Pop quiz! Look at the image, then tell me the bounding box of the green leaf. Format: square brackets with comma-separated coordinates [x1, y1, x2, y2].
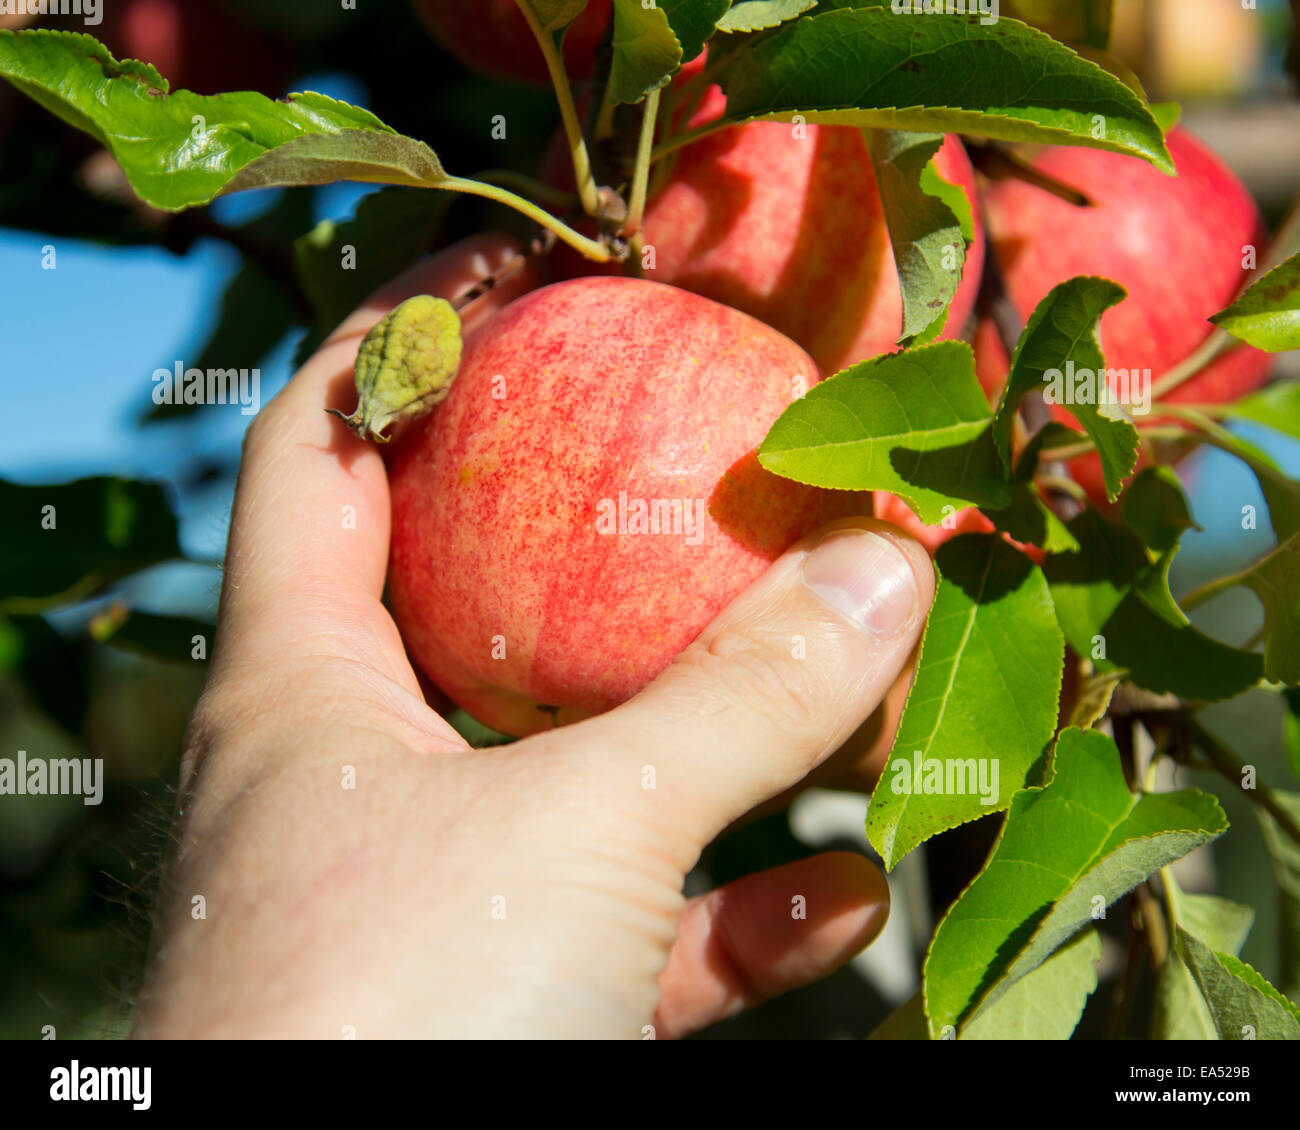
[293, 187, 450, 365]
[959, 927, 1102, 1040]
[1044, 510, 1264, 700]
[1287, 690, 1300, 780]
[444, 707, 516, 749]
[659, 0, 732, 60]
[999, 0, 1114, 49]
[924, 728, 1228, 1038]
[1228, 382, 1300, 444]
[1123, 466, 1200, 556]
[757, 342, 1011, 525]
[869, 130, 967, 345]
[609, 0, 682, 103]
[717, 0, 819, 35]
[982, 483, 1080, 553]
[0, 30, 454, 211]
[866, 534, 1063, 869]
[0, 614, 92, 736]
[518, 0, 591, 32]
[1236, 534, 1300, 685]
[1154, 872, 1255, 1039]
[713, 8, 1173, 173]
[1175, 928, 1300, 1039]
[992, 276, 1138, 501]
[867, 993, 929, 1040]
[1210, 253, 1300, 353]
[1257, 791, 1300, 1005]
[1150, 101, 1182, 133]
[90, 608, 213, 664]
[0, 478, 181, 613]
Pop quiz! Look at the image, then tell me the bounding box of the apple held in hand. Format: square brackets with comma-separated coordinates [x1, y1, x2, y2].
[410, 0, 611, 85]
[387, 277, 868, 736]
[975, 127, 1273, 499]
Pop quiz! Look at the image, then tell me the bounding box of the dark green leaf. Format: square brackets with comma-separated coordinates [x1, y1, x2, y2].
[0, 31, 451, 210]
[713, 8, 1173, 172]
[1155, 873, 1255, 1039]
[924, 727, 1228, 1037]
[1044, 510, 1264, 700]
[1210, 253, 1300, 353]
[1123, 466, 1200, 555]
[982, 483, 1080, 553]
[869, 130, 967, 345]
[1175, 928, 1300, 1039]
[1258, 790, 1300, 1005]
[660, 0, 732, 60]
[992, 276, 1137, 501]
[293, 187, 450, 365]
[999, 0, 1114, 49]
[90, 607, 213, 664]
[0, 478, 180, 612]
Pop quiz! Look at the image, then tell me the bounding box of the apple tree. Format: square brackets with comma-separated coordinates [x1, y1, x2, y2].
[1, 1, 1299, 1040]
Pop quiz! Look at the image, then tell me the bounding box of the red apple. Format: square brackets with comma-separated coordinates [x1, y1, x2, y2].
[975, 127, 1273, 500]
[93, 0, 292, 96]
[548, 78, 985, 378]
[410, 0, 611, 86]
[386, 277, 869, 736]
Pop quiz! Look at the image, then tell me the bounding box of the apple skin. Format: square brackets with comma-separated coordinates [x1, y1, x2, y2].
[386, 277, 869, 736]
[94, 0, 292, 96]
[975, 127, 1273, 500]
[549, 82, 984, 378]
[410, 0, 611, 85]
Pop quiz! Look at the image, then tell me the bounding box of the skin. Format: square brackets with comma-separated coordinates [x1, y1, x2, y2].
[387, 277, 871, 736]
[132, 233, 936, 1039]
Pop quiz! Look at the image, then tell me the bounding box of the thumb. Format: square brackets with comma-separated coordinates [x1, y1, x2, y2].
[566, 518, 935, 847]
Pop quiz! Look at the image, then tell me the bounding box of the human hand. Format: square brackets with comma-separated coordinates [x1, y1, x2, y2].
[133, 234, 935, 1039]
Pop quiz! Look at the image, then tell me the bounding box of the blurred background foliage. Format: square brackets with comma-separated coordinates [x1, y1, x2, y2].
[0, 0, 1297, 1040]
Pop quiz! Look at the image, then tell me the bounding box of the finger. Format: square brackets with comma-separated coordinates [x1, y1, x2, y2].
[216, 234, 538, 683]
[653, 852, 889, 1039]
[567, 518, 934, 848]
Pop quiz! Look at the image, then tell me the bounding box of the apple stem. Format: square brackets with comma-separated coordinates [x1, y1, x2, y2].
[621, 88, 661, 239]
[513, 0, 603, 219]
[1149, 330, 1237, 399]
[472, 169, 579, 210]
[438, 176, 612, 261]
[1183, 716, 1300, 849]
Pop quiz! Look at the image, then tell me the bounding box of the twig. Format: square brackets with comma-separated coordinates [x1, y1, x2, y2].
[1186, 716, 1300, 848]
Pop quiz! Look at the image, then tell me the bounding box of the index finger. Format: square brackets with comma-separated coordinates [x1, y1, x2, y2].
[214, 233, 539, 685]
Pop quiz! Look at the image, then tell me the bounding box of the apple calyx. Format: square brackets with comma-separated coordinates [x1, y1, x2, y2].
[329, 294, 464, 443]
